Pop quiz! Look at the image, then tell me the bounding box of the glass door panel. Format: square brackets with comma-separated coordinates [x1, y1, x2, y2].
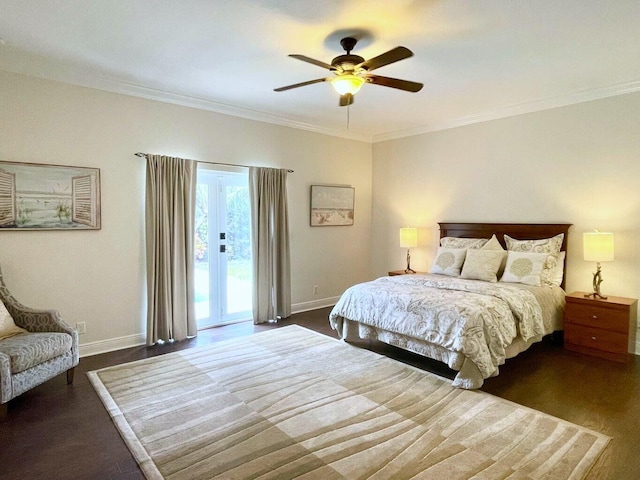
[195, 169, 252, 328]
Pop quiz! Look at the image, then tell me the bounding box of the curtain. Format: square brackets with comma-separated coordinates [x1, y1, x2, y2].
[249, 167, 291, 324]
[145, 154, 197, 345]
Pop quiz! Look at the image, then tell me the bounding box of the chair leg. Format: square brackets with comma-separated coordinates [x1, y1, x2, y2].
[0, 402, 7, 421]
[66, 367, 75, 385]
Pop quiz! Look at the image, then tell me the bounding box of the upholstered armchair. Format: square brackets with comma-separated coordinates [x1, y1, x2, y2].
[0, 266, 79, 418]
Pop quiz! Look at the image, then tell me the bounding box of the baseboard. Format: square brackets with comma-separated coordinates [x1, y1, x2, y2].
[79, 297, 340, 358]
[79, 333, 146, 358]
[291, 296, 340, 314]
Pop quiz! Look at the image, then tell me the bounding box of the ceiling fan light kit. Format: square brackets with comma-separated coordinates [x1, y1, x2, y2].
[331, 74, 365, 95]
[275, 37, 423, 106]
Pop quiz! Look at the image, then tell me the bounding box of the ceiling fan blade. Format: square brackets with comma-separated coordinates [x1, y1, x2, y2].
[274, 78, 328, 92]
[357, 46, 413, 72]
[366, 74, 423, 92]
[339, 93, 354, 107]
[289, 54, 335, 70]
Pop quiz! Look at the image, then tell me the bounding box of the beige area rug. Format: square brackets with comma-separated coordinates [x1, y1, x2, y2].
[88, 325, 609, 480]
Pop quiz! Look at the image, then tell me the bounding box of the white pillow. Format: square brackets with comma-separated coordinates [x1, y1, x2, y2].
[504, 233, 564, 286]
[440, 237, 488, 249]
[548, 251, 566, 286]
[500, 251, 548, 286]
[460, 249, 506, 282]
[0, 300, 28, 340]
[504, 233, 563, 254]
[430, 247, 467, 276]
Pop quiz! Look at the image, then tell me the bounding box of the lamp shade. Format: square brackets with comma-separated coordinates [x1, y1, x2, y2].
[399, 227, 418, 248]
[583, 231, 614, 262]
[331, 74, 365, 95]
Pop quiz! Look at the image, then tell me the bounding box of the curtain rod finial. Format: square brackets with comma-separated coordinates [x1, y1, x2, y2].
[135, 152, 147, 158]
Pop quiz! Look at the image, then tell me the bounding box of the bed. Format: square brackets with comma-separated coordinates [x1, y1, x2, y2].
[329, 222, 572, 389]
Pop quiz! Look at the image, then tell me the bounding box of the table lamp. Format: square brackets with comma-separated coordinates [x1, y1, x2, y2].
[399, 227, 418, 273]
[583, 230, 614, 299]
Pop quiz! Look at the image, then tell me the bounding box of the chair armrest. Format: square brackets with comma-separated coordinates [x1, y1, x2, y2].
[0, 267, 79, 366]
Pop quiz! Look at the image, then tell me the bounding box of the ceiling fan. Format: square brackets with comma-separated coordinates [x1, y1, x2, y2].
[274, 37, 423, 106]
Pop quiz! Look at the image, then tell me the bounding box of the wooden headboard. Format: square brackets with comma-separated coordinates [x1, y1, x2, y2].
[438, 222, 572, 288]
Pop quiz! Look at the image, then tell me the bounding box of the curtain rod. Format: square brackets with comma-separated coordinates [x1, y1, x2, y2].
[135, 152, 294, 173]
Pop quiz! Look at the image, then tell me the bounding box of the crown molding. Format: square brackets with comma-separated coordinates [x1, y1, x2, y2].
[0, 64, 373, 143]
[2, 62, 638, 145]
[372, 79, 640, 143]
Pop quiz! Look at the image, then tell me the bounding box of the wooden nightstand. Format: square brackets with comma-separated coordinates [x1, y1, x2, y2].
[388, 270, 426, 276]
[564, 291, 638, 363]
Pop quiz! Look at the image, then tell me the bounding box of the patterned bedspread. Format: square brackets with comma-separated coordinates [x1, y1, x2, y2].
[329, 274, 550, 386]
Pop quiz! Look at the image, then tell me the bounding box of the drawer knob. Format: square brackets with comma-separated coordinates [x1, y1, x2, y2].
[592, 336, 597, 341]
[592, 315, 598, 319]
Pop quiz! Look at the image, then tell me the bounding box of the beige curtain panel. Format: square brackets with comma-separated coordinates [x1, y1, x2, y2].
[249, 167, 292, 324]
[145, 154, 197, 345]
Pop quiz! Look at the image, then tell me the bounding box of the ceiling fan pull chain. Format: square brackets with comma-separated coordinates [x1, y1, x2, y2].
[347, 104, 350, 130]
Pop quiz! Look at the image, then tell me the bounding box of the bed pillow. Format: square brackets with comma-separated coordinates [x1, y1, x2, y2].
[504, 233, 563, 254]
[504, 233, 564, 286]
[460, 249, 506, 282]
[440, 237, 488, 249]
[548, 251, 566, 286]
[0, 300, 28, 340]
[430, 247, 467, 276]
[500, 251, 548, 286]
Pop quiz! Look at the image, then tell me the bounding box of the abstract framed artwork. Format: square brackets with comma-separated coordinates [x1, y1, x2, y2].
[310, 185, 354, 226]
[0, 160, 101, 230]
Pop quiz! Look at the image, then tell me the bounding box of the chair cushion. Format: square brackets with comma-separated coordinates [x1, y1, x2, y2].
[0, 332, 73, 374]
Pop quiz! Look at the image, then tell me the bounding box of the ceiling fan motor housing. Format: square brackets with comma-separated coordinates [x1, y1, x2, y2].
[331, 54, 365, 72]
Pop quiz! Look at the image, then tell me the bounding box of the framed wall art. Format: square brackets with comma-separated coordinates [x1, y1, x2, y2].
[0, 160, 101, 230]
[310, 185, 354, 226]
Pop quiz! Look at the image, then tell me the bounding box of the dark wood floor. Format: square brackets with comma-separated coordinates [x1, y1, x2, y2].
[2, 307, 638, 480]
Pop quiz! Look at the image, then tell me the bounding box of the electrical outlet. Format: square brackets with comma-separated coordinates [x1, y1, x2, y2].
[76, 322, 86, 335]
[313, 285, 318, 294]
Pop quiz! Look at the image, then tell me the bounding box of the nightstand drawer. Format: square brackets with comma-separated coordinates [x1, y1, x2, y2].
[564, 323, 628, 354]
[564, 302, 629, 333]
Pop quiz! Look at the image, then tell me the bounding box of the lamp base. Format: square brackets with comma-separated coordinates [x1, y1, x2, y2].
[585, 263, 607, 300]
[404, 249, 415, 274]
[584, 292, 608, 300]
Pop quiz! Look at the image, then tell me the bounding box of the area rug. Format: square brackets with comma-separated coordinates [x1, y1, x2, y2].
[88, 325, 609, 480]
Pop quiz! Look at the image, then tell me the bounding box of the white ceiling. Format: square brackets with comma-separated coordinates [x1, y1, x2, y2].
[1, 1, 639, 142]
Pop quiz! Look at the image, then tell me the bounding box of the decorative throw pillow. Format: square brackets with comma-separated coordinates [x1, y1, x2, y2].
[480, 234, 504, 251]
[500, 251, 548, 286]
[0, 300, 28, 340]
[440, 237, 488, 249]
[504, 234, 564, 286]
[481, 234, 507, 275]
[430, 247, 467, 276]
[460, 249, 506, 282]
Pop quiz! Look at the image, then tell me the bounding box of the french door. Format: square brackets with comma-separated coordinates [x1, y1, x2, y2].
[195, 168, 252, 328]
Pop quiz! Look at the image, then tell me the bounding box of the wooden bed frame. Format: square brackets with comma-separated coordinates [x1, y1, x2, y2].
[438, 222, 572, 289]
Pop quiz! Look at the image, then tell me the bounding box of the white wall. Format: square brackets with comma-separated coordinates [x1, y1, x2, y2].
[372, 92, 640, 351]
[0, 70, 373, 354]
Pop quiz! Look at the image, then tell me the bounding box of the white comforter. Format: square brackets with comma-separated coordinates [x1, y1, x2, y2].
[330, 274, 553, 388]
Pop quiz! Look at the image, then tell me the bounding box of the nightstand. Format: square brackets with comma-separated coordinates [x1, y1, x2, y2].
[388, 270, 425, 276]
[564, 291, 638, 363]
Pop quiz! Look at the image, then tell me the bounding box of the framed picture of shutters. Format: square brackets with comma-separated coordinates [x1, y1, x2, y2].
[0, 160, 101, 230]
